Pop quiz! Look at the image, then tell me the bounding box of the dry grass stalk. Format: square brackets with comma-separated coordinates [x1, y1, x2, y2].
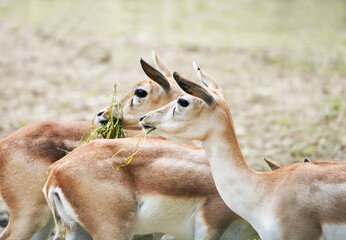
[80, 82, 125, 145]
[111, 127, 155, 172]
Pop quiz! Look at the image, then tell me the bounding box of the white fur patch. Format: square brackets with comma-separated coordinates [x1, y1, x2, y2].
[193, 210, 209, 239]
[133, 195, 205, 240]
[48, 187, 79, 225]
[321, 224, 346, 240]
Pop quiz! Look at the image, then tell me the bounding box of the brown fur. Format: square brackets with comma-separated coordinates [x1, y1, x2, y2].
[120, 79, 181, 130]
[142, 69, 346, 240]
[0, 122, 164, 239]
[0, 121, 93, 240]
[0, 53, 185, 239]
[45, 138, 257, 239]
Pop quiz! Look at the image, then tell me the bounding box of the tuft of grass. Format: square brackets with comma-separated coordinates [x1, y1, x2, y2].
[80, 83, 125, 144]
[332, 96, 340, 111]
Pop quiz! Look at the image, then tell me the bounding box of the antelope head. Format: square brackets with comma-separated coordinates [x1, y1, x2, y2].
[140, 62, 231, 142]
[97, 51, 182, 130]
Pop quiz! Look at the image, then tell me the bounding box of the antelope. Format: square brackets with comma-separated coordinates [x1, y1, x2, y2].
[96, 51, 181, 129]
[0, 121, 93, 240]
[0, 52, 186, 240]
[140, 63, 346, 240]
[44, 137, 259, 240]
[42, 58, 288, 240]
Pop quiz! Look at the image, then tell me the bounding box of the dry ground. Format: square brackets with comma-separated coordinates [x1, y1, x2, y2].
[0, 0, 345, 238]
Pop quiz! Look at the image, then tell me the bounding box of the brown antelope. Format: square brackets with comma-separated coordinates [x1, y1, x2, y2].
[0, 52, 187, 240]
[44, 137, 259, 240]
[96, 51, 181, 129]
[42, 58, 286, 240]
[0, 121, 93, 240]
[140, 63, 346, 240]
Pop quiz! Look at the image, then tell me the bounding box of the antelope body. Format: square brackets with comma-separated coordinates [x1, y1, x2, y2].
[0, 121, 92, 240]
[140, 63, 346, 240]
[44, 138, 258, 240]
[0, 52, 186, 240]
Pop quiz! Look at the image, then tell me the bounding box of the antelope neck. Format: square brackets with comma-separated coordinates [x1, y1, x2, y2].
[201, 118, 266, 221]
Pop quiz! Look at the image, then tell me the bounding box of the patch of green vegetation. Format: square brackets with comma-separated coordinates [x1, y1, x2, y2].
[260, 53, 318, 74]
[258, 111, 270, 118]
[19, 122, 27, 127]
[279, 117, 288, 134]
[67, 79, 78, 87]
[85, 89, 98, 98]
[290, 143, 318, 159]
[246, 131, 255, 138]
[250, 93, 274, 105]
[195, 1, 206, 11]
[323, 95, 343, 121]
[279, 117, 287, 126]
[172, 21, 183, 31]
[332, 96, 340, 111]
[59, 100, 71, 109]
[49, 79, 60, 86]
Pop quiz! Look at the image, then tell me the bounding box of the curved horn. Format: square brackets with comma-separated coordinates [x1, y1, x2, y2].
[140, 58, 170, 92]
[173, 72, 215, 106]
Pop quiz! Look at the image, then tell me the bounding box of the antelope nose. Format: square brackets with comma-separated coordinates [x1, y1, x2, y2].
[97, 110, 105, 117]
[140, 115, 146, 122]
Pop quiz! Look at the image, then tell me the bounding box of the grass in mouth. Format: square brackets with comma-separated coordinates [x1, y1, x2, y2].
[80, 82, 125, 144]
[78, 82, 156, 172]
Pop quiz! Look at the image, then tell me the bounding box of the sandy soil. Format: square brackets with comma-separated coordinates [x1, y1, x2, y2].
[0, 0, 345, 239]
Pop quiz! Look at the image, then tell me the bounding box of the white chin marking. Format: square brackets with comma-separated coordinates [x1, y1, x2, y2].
[96, 115, 107, 123]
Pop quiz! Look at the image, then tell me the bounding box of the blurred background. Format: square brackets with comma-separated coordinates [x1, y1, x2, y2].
[0, 0, 345, 169]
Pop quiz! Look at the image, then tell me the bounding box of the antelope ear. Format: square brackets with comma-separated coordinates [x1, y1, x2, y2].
[263, 157, 281, 171]
[152, 51, 172, 78]
[173, 72, 215, 106]
[304, 158, 311, 162]
[140, 58, 170, 92]
[192, 62, 221, 90]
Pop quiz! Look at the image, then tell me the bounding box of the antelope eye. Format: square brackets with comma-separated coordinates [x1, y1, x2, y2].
[178, 98, 189, 107]
[134, 89, 148, 98]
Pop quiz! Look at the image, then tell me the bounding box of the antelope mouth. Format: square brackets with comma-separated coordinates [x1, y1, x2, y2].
[143, 125, 154, 131]
[99, 120, 109, 125]
[140, 122, 156, 132]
